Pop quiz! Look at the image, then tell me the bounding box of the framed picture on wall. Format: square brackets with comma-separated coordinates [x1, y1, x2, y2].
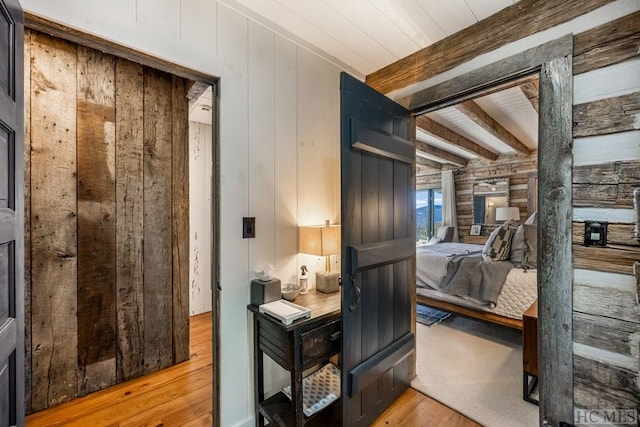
[470, 224, 482, 236]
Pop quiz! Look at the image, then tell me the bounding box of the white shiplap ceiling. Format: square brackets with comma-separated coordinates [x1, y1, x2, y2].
[220, 0, 520, 77]
[191, 0, 536, 168]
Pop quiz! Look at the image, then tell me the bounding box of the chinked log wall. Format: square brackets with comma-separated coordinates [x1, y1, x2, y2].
[417, 155, 537, 240]
[372, 1, 640, 418]
[24, 29, 190, 413]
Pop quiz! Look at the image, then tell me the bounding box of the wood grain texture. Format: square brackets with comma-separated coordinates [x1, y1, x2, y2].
[573, 11, 640, 75]
[520, 79, 539, 112]
[371, 387, 481, 427]
[29, 31, 78, 411]
[172, 75, 190, 364]
[574, 278, 639, 323]
[115, 58, 145, 383]
[573, 244, 640, 275]
[143, 67, 174, 373]
[398, 35, 573, 113]
[416, 115, 497, 161]
[26, 313, 213, 427]
[537, 53, 574, 425]
[573, 311, 639, 358]
[365, 0, 613, 94]
[26, 314, 469, 427]
[76, 45, 117, 396]
[23, 27, 32, 414]
[573, 92, 640, 138]
[574, 355, 640, 410]
[573, 161, 640, 207]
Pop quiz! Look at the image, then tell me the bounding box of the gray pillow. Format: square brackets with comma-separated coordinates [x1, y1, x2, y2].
[523, 224, 537, 268]
[483, 223, 515, 262]
[510, 224, 526, 264]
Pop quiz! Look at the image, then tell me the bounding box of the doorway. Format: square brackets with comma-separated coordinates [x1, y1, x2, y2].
[413, 78, 540, 426]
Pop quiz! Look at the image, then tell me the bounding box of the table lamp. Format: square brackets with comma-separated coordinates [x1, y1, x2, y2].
[298, 220, 341, 293]
[496, 206, 520, 222]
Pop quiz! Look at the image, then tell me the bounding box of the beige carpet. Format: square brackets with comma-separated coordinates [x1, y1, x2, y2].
[412, 315, 538, 427]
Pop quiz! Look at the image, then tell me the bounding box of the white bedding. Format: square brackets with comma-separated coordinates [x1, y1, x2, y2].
[416, 242, 538, 319]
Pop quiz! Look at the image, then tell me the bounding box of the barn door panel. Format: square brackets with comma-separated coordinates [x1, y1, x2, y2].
[340, 72, 415, 426]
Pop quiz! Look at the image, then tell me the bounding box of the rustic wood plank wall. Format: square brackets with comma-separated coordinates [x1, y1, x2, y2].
[24, 29, 191, 412]
[570, 10, 640, 412]
[417, 154, 537, 239]
[374, 2, 640, 420]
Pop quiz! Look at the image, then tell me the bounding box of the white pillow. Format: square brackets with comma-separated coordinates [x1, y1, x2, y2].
[426, 236, 442, 245]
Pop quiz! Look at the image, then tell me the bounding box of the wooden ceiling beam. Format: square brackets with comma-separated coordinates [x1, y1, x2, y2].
[365, 0, 614, 94]
[414, 139, 468, 167]
[455, 101, 532, 155]
[416, 115, 498, 161]
[415, 156, 442, 169]
[520, 79, 539, 112]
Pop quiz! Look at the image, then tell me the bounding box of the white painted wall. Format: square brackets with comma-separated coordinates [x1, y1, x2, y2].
[21, 1, 342, 425]
[189, 121, 213, 315]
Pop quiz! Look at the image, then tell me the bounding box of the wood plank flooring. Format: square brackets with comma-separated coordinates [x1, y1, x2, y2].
[26, 312, 479, 427]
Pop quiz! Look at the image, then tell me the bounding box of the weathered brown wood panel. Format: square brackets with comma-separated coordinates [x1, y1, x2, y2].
[573, 92, 640, 138]
[573, 11, 640, 75]
[573, 161, 640, 207]
[115, 58, 145, 382]
[574, 355, 640, 410]
[171, 75, 190, 364]
[25, 30, 192, 411]
[23, 27, 32, 414]
[143, 68, 174, 373]
[365, 0, 615, 93]
[30, 32, 78, 411]
[574, 280, 639, 324]
[573, 245, 640, 275]
[573, 312, 639, 358]
[76, 45, 117, 396]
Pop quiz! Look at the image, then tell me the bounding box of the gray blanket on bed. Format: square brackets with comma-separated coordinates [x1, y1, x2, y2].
[439, 254, 514, 307]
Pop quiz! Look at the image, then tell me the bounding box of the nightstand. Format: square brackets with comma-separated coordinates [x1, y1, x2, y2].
[248, 290, 341, 426]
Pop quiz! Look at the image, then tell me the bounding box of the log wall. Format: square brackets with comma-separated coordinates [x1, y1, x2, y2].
[24, 29, 190, 412]
[417, 154, 537, 240]
[375, 1, 640, 422]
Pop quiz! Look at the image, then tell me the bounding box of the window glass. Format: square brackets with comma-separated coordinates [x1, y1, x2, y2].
[416, 189, 442, 242]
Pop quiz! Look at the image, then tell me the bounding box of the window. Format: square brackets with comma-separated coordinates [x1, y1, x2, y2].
[416, 189, 442, 241]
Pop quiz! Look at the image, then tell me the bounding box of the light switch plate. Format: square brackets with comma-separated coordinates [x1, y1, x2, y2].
[243, 217, 255, 238]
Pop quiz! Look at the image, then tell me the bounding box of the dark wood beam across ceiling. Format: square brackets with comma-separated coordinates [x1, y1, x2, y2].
[414, 139, 468, 167]
[416, 115, 498, 161]
[455, 100, 532, 155]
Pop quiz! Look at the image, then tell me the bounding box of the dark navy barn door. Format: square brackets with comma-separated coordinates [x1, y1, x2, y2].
[0, 0, 24, 425]
[340, 72, 415, 426]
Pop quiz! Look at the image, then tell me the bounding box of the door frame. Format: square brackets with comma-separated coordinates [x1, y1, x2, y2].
[21, 14, 223, 426]
[401, 35, 574, 425]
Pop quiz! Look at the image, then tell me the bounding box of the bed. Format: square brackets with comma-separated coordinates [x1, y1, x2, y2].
[416, 241, 537, 330]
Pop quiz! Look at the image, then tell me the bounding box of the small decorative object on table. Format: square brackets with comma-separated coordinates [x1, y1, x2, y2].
[470, 224, 482, 236]
[299, 265, 309, 294]
[281, 283, 301, 301]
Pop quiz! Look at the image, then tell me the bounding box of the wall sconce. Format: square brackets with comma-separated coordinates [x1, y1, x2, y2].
[298, 220, 341, 293]
[495, 206, 520, 222]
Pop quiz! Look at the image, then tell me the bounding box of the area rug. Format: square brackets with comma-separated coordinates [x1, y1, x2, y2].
[412, 316, 538, 427]
[416, 304, 451, 326]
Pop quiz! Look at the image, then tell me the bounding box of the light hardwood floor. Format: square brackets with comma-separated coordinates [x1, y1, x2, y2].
[26, 312, 479, 427]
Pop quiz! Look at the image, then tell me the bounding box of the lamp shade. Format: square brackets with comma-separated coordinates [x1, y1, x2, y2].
[495, 206, 520, 222]
[298, 223, 341, 256]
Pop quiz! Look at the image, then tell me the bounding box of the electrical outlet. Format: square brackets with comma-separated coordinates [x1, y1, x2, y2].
[243, 217, 256, 238]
